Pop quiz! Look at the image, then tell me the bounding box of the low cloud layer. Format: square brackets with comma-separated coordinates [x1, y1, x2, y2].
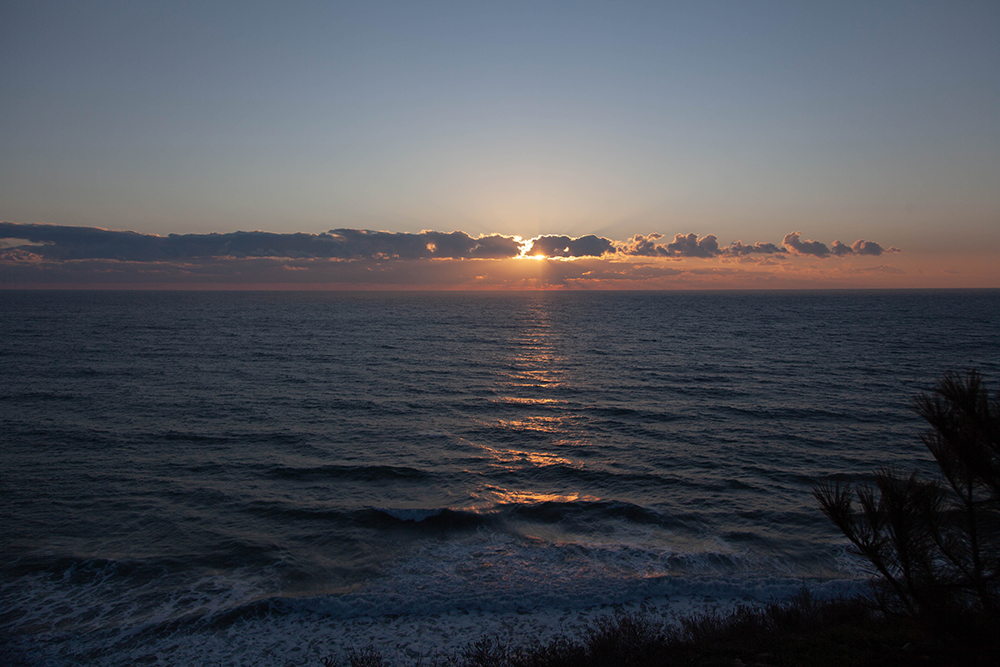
[783, 231, 899, 258]
[618, 233, 726, 258]
[0, 222, 910, 289]
[0, 223, 523, 261]
[526, 234, 614, 257]
[1, 222, 900, 264]
[619, 231, 899, 259]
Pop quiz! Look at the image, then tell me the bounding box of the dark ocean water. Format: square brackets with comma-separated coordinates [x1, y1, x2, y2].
[2, 289, 998, 665]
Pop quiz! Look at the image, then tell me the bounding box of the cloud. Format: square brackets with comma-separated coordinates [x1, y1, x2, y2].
[721, 240, 787, 256]
[616, 232, 723, 257]
[617, 233, 669, 256]
[617, 233, 787, 258]
[782, 231, 830, 257]
[830, 240, 853, 256]
[324, 228, 524, 260]
[856, 264, 905, 274]
[525, 234, 614, 257]
[665, 233, 721, 258]
[783, 232, 903, 258]
[1, 222, 905, 288]
[851, 239, 900, 256]
[0, 223, 523, 261]
[0, 247, 44, 261]
[1, 223, 900, 264]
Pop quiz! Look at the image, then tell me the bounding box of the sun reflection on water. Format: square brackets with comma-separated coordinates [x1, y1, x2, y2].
[463, 299, 612, 512]
[478, 486, 600, 506]
[472, 442, 576, 469]
[496, 397, 566, 406]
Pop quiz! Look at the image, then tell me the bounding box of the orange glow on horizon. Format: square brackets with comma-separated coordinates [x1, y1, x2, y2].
[4, 250, 998, 290]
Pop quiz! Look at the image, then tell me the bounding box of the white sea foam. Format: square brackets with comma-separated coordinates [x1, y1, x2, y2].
[1, 532, 861, 666]
[3, 582, 858, 667]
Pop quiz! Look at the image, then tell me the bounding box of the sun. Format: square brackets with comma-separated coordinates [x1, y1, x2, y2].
[514, 235, 561, 260]
[513, 235, 537, 259]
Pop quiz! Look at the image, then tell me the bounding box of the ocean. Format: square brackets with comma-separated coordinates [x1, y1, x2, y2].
[2, 289, 998, 665]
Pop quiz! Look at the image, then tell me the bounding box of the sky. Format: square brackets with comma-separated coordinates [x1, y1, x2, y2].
[2, 0, 998, 289]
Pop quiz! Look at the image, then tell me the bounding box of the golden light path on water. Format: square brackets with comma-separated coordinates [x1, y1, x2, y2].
[463, 298, 583, 498]
[456, 299, 745, 571]
[487, 298, 580, 467]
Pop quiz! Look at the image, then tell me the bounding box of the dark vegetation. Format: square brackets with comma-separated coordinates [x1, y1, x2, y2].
[814, 370, 999, 620]
[323, 371, 999, 667]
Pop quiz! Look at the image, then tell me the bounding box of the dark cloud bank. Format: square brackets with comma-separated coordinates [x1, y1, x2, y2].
[1, 223, 899, 263]
[0, 224, 519, 261]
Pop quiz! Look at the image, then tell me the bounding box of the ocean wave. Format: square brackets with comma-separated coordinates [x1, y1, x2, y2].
[367, 507, 488, 530]
[266, 463, 434, 482]
[373, 507, 445, 522]
[367, 498, 692, 536]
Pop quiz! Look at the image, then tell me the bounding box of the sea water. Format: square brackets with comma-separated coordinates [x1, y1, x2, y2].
[2, 289, 998, 665]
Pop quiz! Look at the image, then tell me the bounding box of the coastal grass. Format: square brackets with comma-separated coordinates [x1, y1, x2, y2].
[321, 589, 998, 667]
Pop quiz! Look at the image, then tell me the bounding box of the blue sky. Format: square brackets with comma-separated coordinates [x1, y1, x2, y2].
[2, 1, 998, 288]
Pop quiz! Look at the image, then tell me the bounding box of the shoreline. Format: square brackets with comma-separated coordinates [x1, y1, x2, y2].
[0, 590, 819, 666]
